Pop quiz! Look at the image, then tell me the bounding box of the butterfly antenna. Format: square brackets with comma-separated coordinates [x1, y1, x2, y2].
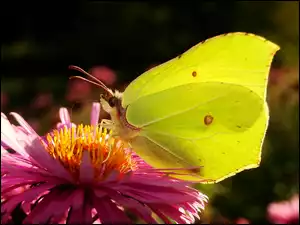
[69, 65, 114, 96]
[69, 76, 107, 89]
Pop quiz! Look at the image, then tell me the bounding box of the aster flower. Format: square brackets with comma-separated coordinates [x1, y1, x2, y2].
[1, 103, 208, 224]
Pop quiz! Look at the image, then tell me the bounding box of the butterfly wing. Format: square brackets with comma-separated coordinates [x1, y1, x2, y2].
[127, 82, 267, 182]
[122, 32, 279, 108]
[121, 32, 279, 182]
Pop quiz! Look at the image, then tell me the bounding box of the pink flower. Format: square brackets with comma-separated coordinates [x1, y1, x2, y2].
[89, 66, 117, 86]
[1, 103, 208, 224]
[66, 79, 91, 102]
[267, 194, 299, 224]
[30, 93, 53, 109]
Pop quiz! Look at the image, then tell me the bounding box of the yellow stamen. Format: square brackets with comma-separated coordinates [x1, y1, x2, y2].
[44, 125, 136, 182]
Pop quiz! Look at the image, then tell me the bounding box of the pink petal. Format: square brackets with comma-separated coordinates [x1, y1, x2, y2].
[2, 170, 63, 194]
[21, 201, 31, 214]
[179, 202, 200, 218]
[23, 189, 62, 223]
[83, 202, 93, 224]
[93, 196, 131, 224]
[115, 183, 197, 204]
[1, 143, 44, 172]
[23, 136, 73, 182]
[79, 151, 94, 183]
[1, 151, 44, 172]
[67, 201, 93, 224]
[1, 138, 41, 176]
[2, 181, 35, 196]
[90, 102, 100, 128]
[70, 188, 85, 210]
[149, 207, 172, 224]
[1, 213, 12, 224]
[25, 188, 84, 224]
[1, 114, 29, 158]
[1, 183, 56, 214]
[66, 189, 86, 223]
[1, 146, 15, 162]
[93, 189, 109, 198]
[1, 160, 55, 184]
[67, 206, 84, 223]
[12, 124, 33, 140]
[3, 125, 47, 169]
[93, 187, 156, 223]
[10, 112, 37, 135]
[112, 194, 157, 223]
[59, 108, 71, 124]
[1, 145, 7, 152]
[151, 204, 191, 224]
[50, 210, 69, 224]
[41, 189, 84, 224]
[128, 174, 190, 188]
[2, 186, 26, 199]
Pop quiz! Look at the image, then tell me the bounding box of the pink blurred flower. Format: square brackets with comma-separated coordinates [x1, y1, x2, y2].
[267, 194, 299, 224]
[30, 93, 53, 109]
[66, 79, 91, 102]
[89, 66, 117, 86]
[1, 104, 208, 224]
[269, 68, 283, 84]
[236, 217, 250, 224]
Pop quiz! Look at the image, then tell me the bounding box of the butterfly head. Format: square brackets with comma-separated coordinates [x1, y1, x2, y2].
[100, 90, 123, 114]
[68, 65, 123, 114]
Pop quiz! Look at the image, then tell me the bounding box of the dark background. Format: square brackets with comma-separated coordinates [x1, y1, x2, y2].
[1, 2, 299, 224]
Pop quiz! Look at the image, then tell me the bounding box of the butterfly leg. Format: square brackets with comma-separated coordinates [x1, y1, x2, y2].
[100, 119, 124, 139]
[99, 119, 114, 129]
[100, 98, 112, 114]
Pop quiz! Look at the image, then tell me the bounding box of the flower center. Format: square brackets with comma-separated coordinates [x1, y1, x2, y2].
[44, 125, 136, 181]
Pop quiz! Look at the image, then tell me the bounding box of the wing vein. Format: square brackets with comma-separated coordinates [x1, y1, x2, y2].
[143, 129, 232, 141]
[141, 133, 190, 165]
[141, 93, 228, 128]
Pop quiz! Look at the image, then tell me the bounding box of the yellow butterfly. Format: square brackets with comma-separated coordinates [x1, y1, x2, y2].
[71, 32, 280, 183]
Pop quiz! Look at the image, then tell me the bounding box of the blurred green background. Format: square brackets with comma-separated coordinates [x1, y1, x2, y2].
[1, 2, 299, 224]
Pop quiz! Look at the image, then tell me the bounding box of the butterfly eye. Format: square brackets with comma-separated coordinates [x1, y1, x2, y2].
[108, 97, 118, 107]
